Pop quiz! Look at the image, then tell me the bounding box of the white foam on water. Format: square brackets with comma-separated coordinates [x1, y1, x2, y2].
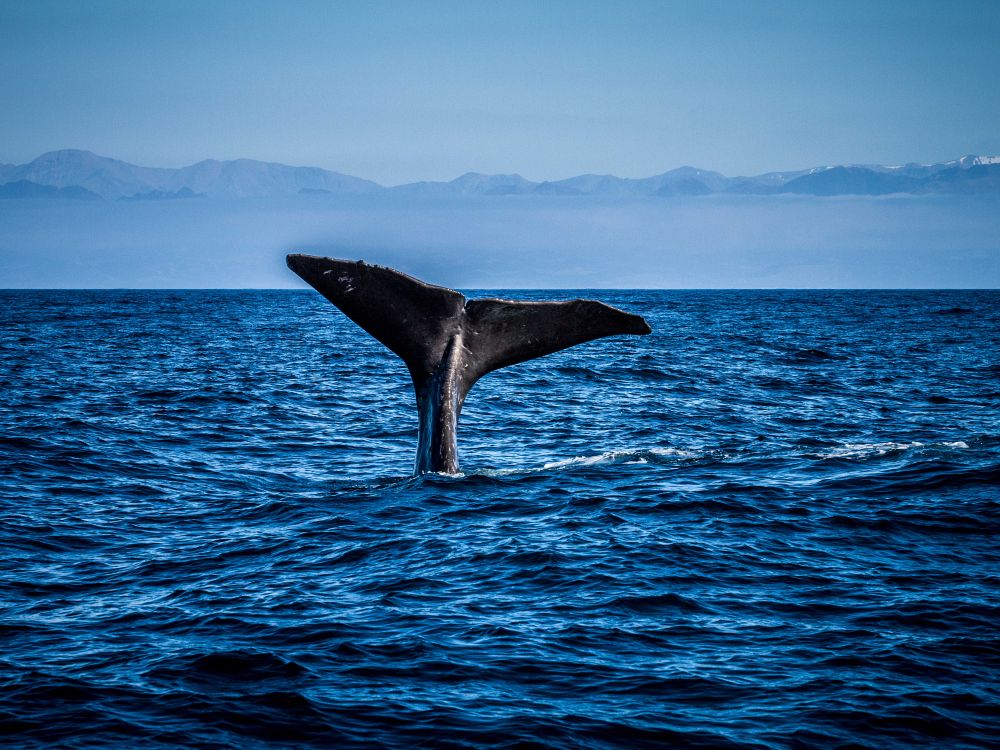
[649, 447, 702, 458]
[542, 446, 702, 470]
[459, 447, 714, 479]
[816, 440, 969, 460]
[542, 453, 618, 470]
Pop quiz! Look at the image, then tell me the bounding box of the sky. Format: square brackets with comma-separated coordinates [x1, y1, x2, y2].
[2, 0, 999, 184]
[1, 1, 998, 289]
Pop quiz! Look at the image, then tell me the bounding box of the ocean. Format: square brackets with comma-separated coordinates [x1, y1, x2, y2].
[1, 289, 998, 748]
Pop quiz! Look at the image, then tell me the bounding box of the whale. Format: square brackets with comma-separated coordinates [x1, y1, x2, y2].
[286, 254, 652, 474]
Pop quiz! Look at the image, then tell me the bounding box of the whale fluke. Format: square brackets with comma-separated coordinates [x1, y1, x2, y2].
[287, 254, 651, 474]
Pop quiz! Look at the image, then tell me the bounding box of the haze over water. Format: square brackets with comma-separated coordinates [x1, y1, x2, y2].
[2, 289, 998, 748]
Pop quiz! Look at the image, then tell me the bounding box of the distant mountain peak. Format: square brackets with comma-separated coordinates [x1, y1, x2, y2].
[957, 154, 1000, 167]
[33, 148, 100, 158]
[30, 148, 121, 165]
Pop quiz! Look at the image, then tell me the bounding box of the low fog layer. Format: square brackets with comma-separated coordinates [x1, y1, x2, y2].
[1, 194, 997, 288]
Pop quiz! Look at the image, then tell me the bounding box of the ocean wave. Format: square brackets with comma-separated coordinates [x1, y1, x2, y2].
[541, 446, 708, 470]
[814, 440, 969, 460]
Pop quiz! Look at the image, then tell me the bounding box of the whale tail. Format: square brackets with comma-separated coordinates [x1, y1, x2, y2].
[286, 253, 651, 473]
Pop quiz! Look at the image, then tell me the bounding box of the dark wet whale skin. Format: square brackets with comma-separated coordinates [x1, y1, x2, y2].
[286, 254, 651, 473]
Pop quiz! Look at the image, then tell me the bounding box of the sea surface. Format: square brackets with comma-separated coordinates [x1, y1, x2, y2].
[1, 288, 998, 749]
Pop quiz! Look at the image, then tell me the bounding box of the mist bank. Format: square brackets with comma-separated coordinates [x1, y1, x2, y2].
[1, 193, 997, 288]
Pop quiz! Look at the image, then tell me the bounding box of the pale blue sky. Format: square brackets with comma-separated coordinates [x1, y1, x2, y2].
[2, 0, 999, 184]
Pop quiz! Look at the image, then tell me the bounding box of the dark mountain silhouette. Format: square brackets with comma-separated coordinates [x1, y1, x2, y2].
[0, 179, 101, 200]
[918, 164, 1000, 194]
[777, 167, 922, 195]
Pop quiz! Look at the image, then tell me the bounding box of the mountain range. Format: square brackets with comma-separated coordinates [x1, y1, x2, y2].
[1, 149, 999, 201]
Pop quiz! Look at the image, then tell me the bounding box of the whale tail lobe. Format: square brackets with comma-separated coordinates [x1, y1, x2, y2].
[286, 253, 651, 472]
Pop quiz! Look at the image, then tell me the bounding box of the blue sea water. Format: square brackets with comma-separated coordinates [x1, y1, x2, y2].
[1, 288, 998, 749]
